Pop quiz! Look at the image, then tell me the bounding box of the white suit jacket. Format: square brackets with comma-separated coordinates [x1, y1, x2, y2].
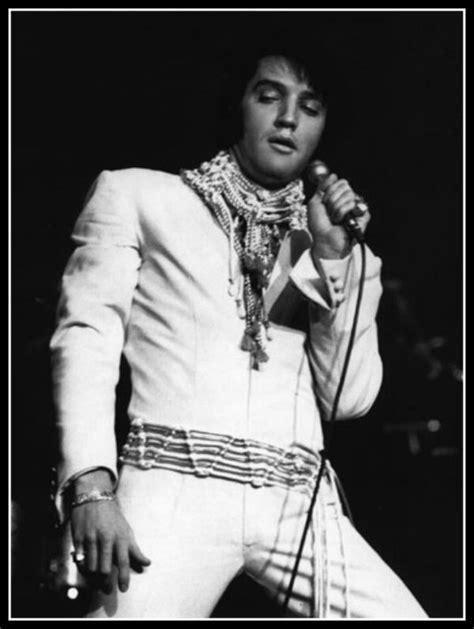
[50, 168, 383, 513]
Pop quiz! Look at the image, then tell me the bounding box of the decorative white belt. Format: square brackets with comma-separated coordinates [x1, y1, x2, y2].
[119, 418, 328, 493]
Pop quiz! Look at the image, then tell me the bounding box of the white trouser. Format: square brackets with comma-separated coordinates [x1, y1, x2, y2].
[86, 464, 428, 619]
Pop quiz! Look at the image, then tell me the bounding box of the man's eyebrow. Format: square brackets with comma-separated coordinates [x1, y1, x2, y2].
[252, 78, 319, 99]
[252, 79, 284, 91]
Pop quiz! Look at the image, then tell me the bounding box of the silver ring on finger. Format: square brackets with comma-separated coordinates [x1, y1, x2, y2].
[355, 194, 369, 214]
[72, 550, 86, 565]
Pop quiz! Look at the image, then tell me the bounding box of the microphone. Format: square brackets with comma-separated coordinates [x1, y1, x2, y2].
[306, 160, 365, 244]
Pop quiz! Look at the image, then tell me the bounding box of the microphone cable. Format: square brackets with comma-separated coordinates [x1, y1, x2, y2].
[282, 239, 367, 614]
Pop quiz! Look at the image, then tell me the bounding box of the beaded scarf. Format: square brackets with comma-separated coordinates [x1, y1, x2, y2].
[180, 150, 308, 369]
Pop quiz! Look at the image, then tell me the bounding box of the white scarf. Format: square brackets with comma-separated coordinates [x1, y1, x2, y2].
[181, 149, 308, 369]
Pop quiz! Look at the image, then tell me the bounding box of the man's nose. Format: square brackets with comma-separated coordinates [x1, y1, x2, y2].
[275, 99, 298, 130]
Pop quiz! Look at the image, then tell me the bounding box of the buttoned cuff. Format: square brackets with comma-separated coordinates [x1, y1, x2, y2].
[289, 249, 352, 309]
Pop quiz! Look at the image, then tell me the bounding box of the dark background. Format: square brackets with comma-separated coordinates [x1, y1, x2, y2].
[11, 10, 464, 619]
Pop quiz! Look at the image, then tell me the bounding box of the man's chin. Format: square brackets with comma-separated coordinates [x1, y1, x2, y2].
[234, 146, 305, 189]
[259, 165, 303, 188]
[258, 152, 307, 186]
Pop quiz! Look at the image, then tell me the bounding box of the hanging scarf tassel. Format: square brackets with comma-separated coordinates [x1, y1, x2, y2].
[254, 347, 269, 364]
[240, 331, 257, 352]
[249, 348, 270, 371]
[241, 328, 269, 366]
[264, 320, 273, 341]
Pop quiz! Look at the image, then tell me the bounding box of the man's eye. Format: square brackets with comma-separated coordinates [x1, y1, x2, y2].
[258, 92, 279, 103]
[301, 102, 322, 116]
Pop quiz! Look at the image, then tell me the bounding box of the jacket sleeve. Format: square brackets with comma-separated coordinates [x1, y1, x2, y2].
[49, 170, 142, 521]
[290, 245, 383, 421]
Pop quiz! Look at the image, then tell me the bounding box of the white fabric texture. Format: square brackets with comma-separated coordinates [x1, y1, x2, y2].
[47, 167, 429, 619]
[50, 168, 383, 520]
[85, 465, 427, 619]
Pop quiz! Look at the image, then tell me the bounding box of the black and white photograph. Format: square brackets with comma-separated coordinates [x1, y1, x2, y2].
[10, 8, 464, 620]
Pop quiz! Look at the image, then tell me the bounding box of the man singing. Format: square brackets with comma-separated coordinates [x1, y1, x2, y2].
[50, 45, 428, 618]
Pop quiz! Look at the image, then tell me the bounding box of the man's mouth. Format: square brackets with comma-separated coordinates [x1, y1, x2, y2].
[268, 135, 297, 153]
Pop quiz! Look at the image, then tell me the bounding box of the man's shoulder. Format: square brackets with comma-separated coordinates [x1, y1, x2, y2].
[87, 167, 201, 223]
[101, 167, 184, 193]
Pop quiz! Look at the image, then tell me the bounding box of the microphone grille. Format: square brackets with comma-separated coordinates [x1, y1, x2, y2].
[307, 160, 329, 184]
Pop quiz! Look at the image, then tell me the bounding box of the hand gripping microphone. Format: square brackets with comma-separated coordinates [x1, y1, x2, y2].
[306, 160, 366, 244]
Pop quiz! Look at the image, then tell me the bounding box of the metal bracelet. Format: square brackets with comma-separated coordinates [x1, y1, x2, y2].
[70, 489, 116, 508]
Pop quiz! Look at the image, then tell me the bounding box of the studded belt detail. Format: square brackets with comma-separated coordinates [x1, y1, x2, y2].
[119, 419, 327, 492]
